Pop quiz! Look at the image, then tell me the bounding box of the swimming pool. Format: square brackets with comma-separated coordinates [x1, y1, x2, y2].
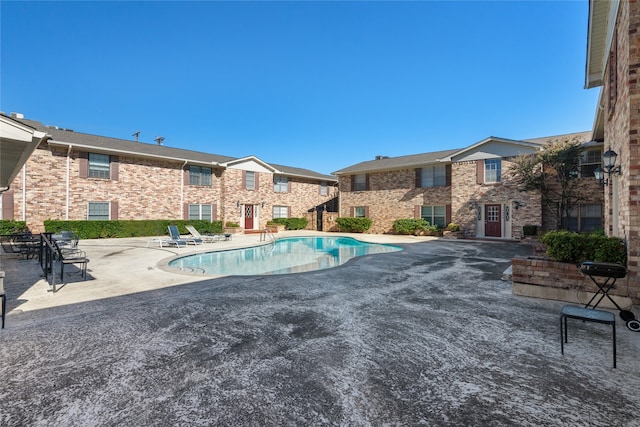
[167, 236, 402, 275]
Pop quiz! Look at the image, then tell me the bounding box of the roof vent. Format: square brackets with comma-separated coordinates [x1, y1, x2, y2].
[10, 112, 24, 119]
[375, 155, 389, 160]
[154, 136, 165, 146]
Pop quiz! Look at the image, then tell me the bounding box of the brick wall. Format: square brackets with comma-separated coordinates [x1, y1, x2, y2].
[602, 0, 640, 301]
[9, 144, 335, 233]
[339, 169, 452, 234]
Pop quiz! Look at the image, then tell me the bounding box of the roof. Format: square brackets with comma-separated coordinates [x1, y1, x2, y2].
[333, 149, 460, 175]
[0, 115, 48, 189]
[522, 131, 594, 146]
[333, 131, 594, 175]
[585, 0, 619, 89]
[13, 118, 335, 182]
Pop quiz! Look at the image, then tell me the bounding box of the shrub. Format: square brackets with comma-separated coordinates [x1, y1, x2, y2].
[540, 230, 626, 264]
[271, 217, 308, 230]
[0, 220, 29, 234]
[225, 221, 240, 228]
[393, 218, 428, 235]
[44, 220, 223, 239]
[335, 217, 372, 233]
[446, 222, 461, 232]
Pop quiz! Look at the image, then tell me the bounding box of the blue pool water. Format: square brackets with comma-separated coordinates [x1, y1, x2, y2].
[168, 236, 402, 275]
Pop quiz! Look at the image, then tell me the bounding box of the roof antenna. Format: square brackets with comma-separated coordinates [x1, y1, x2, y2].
[154, 136, 165, 146]
[132, 131, 140, 142]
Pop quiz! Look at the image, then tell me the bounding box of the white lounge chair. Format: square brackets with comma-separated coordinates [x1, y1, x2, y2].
[185, 225, 219, 243]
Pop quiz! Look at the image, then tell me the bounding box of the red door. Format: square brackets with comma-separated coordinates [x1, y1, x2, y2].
[485, 204, 502, 237]
[244, 204, 254, 230]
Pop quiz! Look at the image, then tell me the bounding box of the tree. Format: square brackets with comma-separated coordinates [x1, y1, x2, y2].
[510, 138, 585, 230]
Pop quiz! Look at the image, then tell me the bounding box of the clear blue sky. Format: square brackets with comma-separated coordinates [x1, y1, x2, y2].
[1, 0, 598, 175]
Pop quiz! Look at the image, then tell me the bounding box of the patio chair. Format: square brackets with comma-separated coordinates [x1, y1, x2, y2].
[168, 225, 202, 246]
[185, 225, 219, 243]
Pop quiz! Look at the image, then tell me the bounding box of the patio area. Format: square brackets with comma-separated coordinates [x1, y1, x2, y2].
[1, 232, 639, 426]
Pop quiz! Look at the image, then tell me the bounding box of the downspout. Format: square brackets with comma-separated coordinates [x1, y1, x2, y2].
[181, 161, 187, 217]
[22, 165, 26, 220]
[66, 145, 72, 220]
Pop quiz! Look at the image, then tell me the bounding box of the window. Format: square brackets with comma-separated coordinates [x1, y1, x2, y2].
[189, 166, 212, 186]
[320, 181, 328, 196]
[245, 171, 255, 190]
[419, 165, 446, 188]
[88, 202, 110, 220]
[353, 174, 367, 191]
[354, 206, 366, 218]
[274, 176, 288, 193]
[580, 149, 602, 178]
[273, 205, 288, 218]
[88, 153, 110, 179]
[421, 205, 446, 228]
[562, 204, 602, 232]
[188, 204, 212, 221]
[484, 159, 502, 183]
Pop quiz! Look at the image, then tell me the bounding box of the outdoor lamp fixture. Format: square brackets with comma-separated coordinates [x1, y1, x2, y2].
[513, 201, 522, 210]
[594, 149, 622, 186]
[261, 201, 265, 208]
[236, 201, 240, 208]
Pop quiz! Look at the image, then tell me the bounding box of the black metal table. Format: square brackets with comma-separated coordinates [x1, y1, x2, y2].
[580, 261, 639, 332]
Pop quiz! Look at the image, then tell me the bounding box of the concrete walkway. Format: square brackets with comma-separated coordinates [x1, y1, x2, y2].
[1, 232, 639, 426]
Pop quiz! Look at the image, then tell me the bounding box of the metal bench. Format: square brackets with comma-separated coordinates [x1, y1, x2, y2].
[560, 305, 617, 368]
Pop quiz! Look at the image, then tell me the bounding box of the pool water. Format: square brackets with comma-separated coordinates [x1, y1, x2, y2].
[168, 236, 402, 275]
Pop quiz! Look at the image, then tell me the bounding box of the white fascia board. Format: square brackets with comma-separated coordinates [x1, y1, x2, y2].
[585, 0, 620, 89]
[445, 137, 541, 161]
[46, 140, 221, 168]
[220, 156, 278, 173]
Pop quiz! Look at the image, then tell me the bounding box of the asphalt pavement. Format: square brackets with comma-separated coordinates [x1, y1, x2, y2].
[1, 232, 639, 426]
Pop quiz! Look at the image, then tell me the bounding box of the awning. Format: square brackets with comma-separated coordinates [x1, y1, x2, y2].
[0, 115, 48, 191]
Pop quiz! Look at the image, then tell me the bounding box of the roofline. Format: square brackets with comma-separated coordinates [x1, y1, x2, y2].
[585, 0, 620, 89]
[440, 137, 543, 162]
[47, 140, 223, 168]
[220, 155, 278, 172]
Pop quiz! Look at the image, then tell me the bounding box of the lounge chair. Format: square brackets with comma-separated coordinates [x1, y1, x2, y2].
[168, 225, 202, 246]
[185, 225, 220, 243]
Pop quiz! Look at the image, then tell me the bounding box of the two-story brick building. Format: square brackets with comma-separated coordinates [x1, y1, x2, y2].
[334, 131, 604, 239]
[585, 0, 640, 300]
[0, 115, 337, 233]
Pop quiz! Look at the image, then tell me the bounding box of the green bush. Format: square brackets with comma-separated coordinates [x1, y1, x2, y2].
[335, 217, 372, 233]
[0, 220, 29, 234]
[44, 219, 223, 239]
[393, 218, 428, 235]
[271, 217, 308, 230]
[540, 230, 626, 264]
[447, 222, 461, 232]
[225, 221, 240, 228]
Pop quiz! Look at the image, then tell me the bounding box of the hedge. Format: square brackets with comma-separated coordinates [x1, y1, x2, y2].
[0, 220, 29, 235]
[540, 230, 627, 265]
[393, 218, 429, 235]
[270, 217, 308, 230]
[335, 217, 372, 233]
[43, 220, 223, 239]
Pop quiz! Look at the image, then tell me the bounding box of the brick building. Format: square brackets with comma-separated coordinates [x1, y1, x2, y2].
[334, 132, 603, 238]
[585, 0, 640, 300]
[0, 115, 337, 233]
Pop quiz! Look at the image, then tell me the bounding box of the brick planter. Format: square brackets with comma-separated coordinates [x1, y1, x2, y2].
[511, 256, 633, 308]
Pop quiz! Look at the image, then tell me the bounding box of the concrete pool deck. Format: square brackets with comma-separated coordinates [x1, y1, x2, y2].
[1, 231, 639, 426]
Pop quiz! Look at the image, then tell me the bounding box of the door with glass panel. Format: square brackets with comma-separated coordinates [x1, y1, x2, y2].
[484, 204, 502, 237]
[244, 205, 254, 229]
